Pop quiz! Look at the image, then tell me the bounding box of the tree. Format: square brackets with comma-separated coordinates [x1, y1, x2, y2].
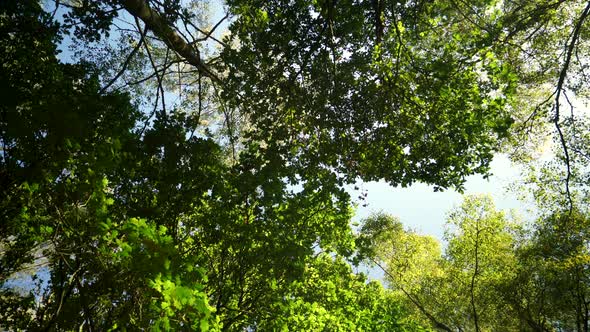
[256, 253, 426, 331]
[358, 196, 521, 331]
[504, 207, 590, 331]
[492, 0, 590, 209]
[0, 2, 216, 329]
[7, 0, 590, 331]
[220, 0, 516, 190]
[45, 0, 520, 190]
[0, 2, 418, 330]
[356, 213, 452, 331]
[443, 195, 520, 331]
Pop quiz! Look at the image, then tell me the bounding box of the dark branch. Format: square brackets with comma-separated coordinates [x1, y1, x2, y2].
[99, 28, 147, 94]
[370, 257, 454, 332]
[553, 1, 590, 214]
[119, 0, 222, 83]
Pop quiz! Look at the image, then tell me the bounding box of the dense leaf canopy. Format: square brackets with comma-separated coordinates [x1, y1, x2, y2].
[3, 0, 590, 331]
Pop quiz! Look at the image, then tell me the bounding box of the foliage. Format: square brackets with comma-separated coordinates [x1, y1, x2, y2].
[503, 207, 590, 331]
[5, 0, 590, 331]
[357, 192, 590, 332]
[257, 254, 427, 331]
[1, 1, 415, 330]
[357, 196, 521, 331]
[221, 0, 516, 191]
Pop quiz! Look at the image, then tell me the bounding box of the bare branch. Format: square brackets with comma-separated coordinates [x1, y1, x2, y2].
[139, 23, 168, 118]
[51, 0, 60, 20]
[100, 28, 147, 94]
[552, 1, 590, 213]
[124, 59, 181, 86]
[119, 0, 222, 83]
[191, 13, 229, 47]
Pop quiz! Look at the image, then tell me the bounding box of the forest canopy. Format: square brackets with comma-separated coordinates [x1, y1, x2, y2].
[2, 0, 590, 331]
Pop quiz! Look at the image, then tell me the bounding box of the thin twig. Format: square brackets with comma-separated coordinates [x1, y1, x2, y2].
[51, 0, 60, 20]
[191, 13, 229, 47]
[369, 257, 453, 332]
[99, 28, 148, 94]
[137, 17, 168, 119]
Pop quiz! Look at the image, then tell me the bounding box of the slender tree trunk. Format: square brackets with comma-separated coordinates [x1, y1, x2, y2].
[371, 258, 454, 332]
[470, 226, 481, 332]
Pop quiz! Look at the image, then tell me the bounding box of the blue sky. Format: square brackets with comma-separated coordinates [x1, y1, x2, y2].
[349, 154, 524, 241]
[350, 153, 526, 280]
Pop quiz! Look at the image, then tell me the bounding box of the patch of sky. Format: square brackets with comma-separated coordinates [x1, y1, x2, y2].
[348, 154, 525, 242]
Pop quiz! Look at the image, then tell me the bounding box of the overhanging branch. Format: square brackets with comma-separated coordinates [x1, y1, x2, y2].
[119, 0, 222, 84]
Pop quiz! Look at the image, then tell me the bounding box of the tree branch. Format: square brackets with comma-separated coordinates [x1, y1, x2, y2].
[136, 17, 169, 119]
[119, 0, 222, 83]
[370, 257, 453, 332]
[100, 27, 147, 94]
[470, 225, 480, 332]
[553, 1, 590, 214]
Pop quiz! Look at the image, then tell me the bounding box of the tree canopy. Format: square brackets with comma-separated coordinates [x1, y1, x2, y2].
[3, 0, 590, 331]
